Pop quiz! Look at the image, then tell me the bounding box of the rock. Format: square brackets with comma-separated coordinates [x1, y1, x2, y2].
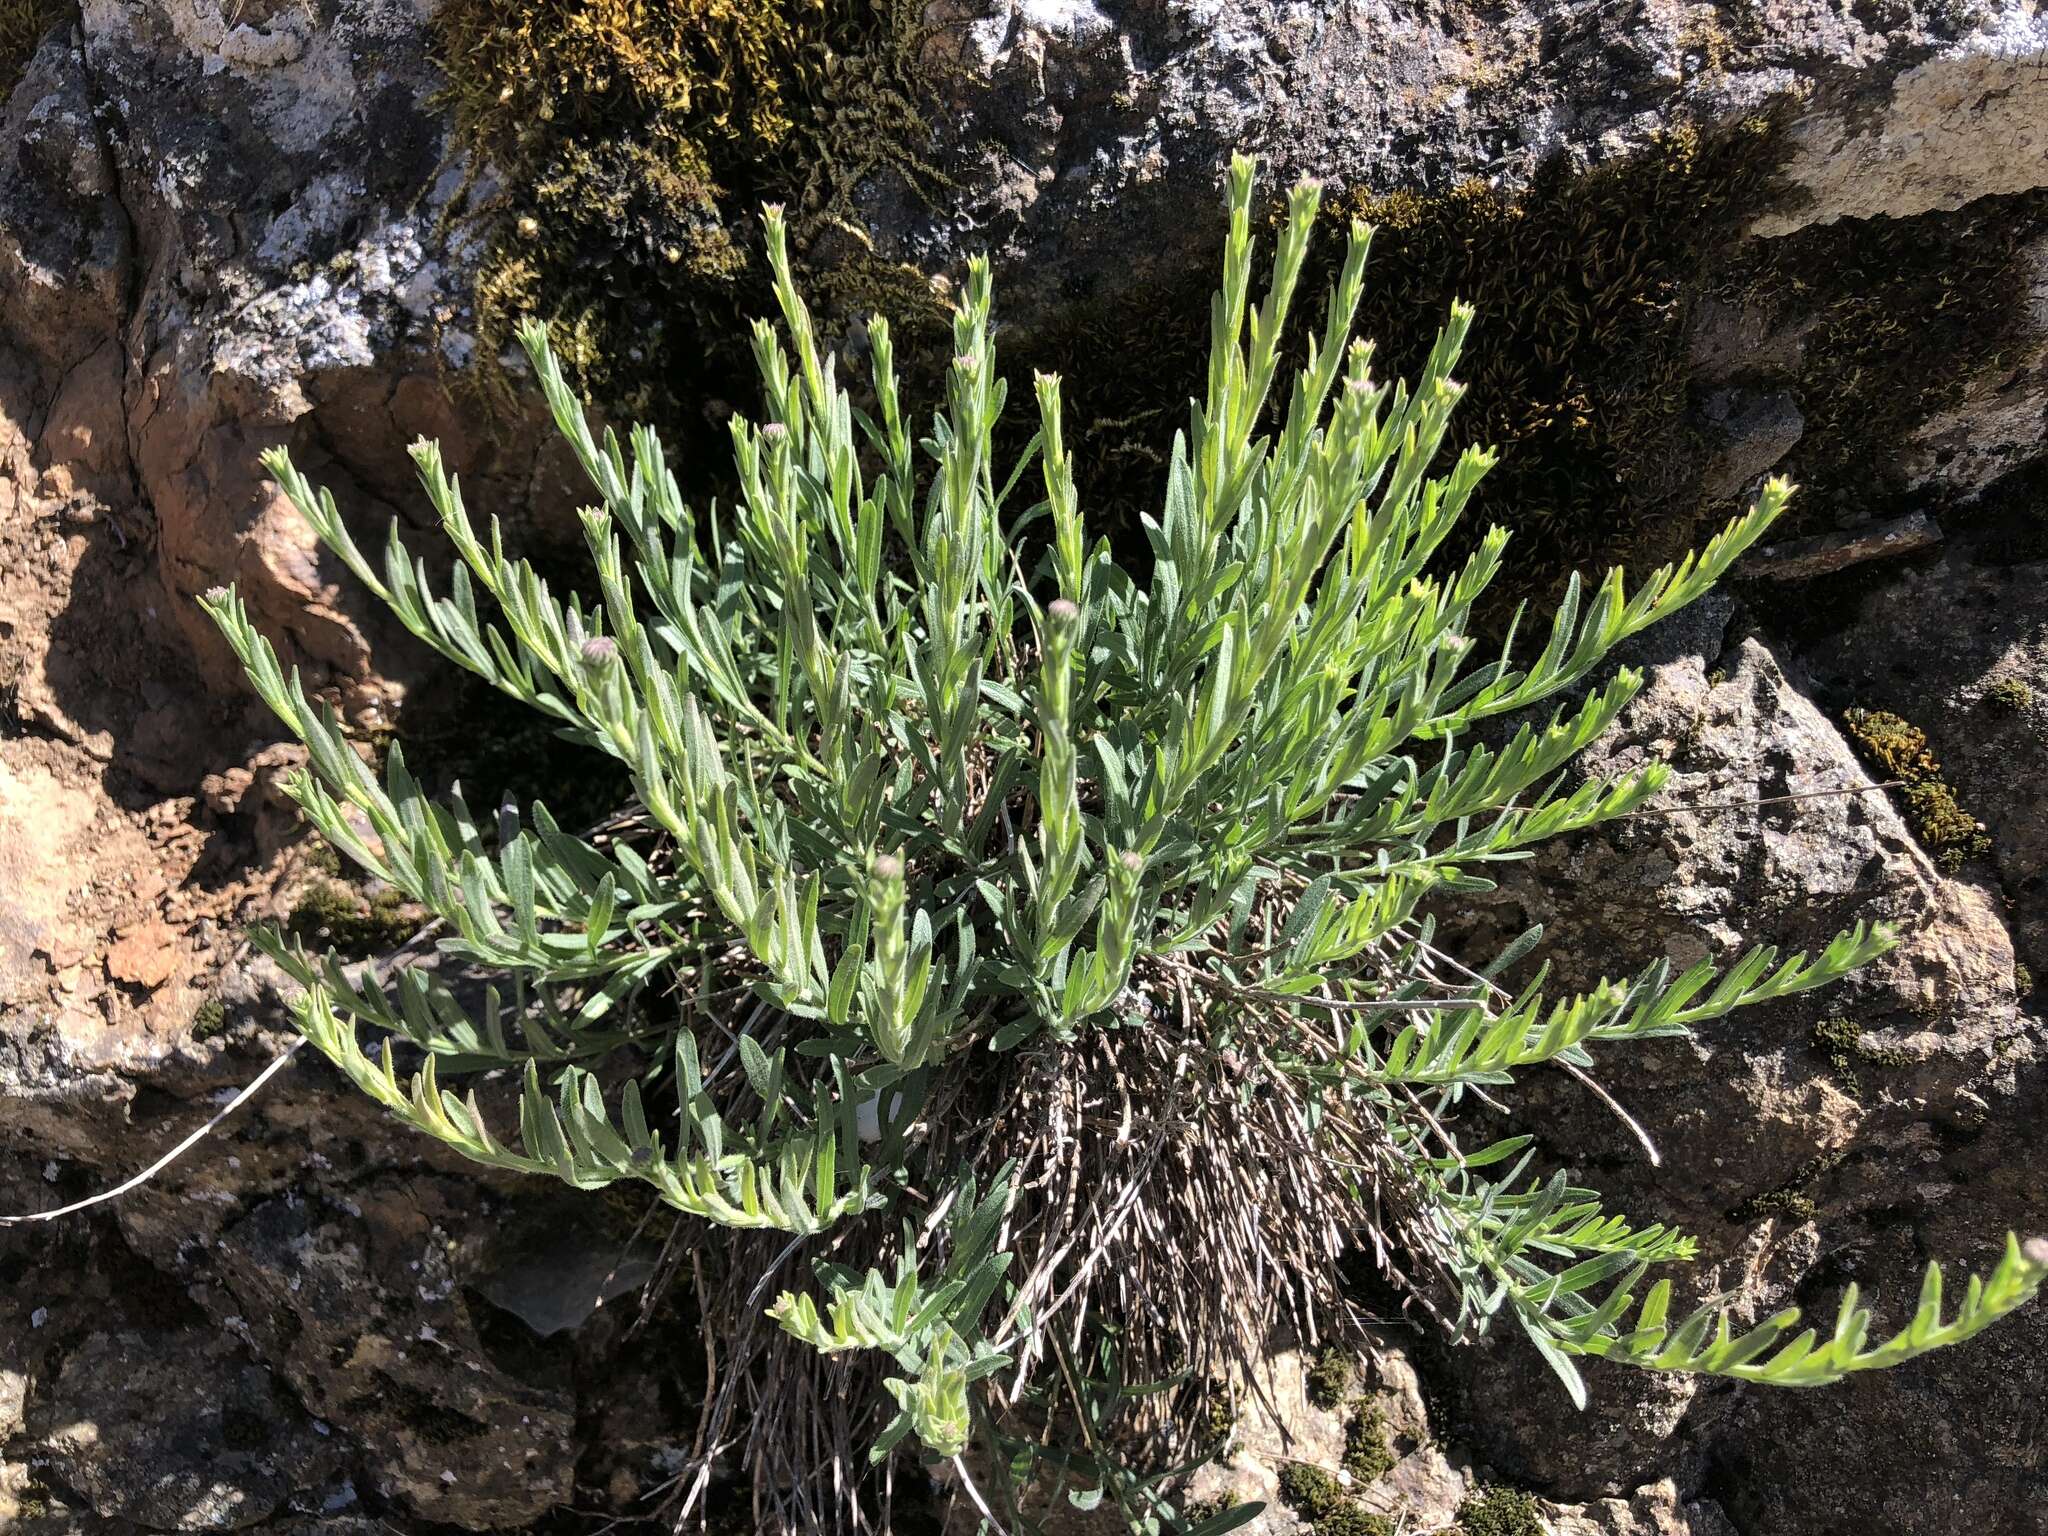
[1903, 233, 2048, 497]
[1546, 1479, 1740, 1536]
[106, 918, 183, 990]
[876, 0, 2048, 333]
[470, 1203, 660, 1340]
[3, 1, 2046, 1532]
[1800, 540, 2048, 979]
[115, 1171, 580, 1529]
[1699, 390, 1803, 501]
[1428, 590, 2044, 1528]
[1750, 17, 2048, 238]
[28, 1329, 342, 1530]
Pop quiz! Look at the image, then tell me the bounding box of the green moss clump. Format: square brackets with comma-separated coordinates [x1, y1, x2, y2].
[1456, 1485, 1547, 1536]
[190, 996, 230, 1041]
[1277, 1464, 1395, 1536]
[1177, 1492, 1241, 1525]
[1984, 678, 2033, 713]
[2015, 963, 2033, 997]
[434, 0, 941, 448]
[0, 0, 64, 97]
[1728, 1147, 1847, 1224]
[287, 881, 417, 958]
[1842, 708, 1991, 873]
[1810, 1015, 1911, 1096]
[1306, 1345, 1355, 1410]
[1341, 1404, 1396, 1486]
[1730, 1186, 1818, 1223]
[1199, 1387, 1238, 1453]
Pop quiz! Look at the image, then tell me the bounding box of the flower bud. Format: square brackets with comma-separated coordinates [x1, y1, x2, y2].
[203, 585, 230, 604]
[1048, 599, 1080, 625]
[760, 421, 789, 442]
[580, 636, 619, 665]
[872, 854, 904, 881]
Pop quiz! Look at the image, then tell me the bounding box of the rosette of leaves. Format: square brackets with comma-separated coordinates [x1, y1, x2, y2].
[203, 157, 2045, 1533]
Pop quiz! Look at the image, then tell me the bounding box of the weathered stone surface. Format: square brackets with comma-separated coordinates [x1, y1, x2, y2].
[1750, 13, 2048, 237]
[30, 1329, 341, 1529]
[1801, 538, 2048, 979]
[1431, 592, 2045, 1526]
[876, 0, 2048, 334]
[4, 2, 2047, 1533]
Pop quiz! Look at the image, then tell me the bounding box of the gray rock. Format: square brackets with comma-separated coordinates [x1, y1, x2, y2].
[1432, 593, 2043, 1527]
[29, 1329, 341, 1529]
[1699, 389, 1803, 501]
[873, 0, 2047, 335]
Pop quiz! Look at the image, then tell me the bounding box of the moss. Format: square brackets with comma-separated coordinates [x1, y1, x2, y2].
[1984, 678, 2033, 713]
[434, 0, 941, 449]
[2015, 963, 2033, 997]
[1306, 1345, 1354, 1410]
[1276, 1464, 1395, 1536]
[1011, 121, 1793, 618]
[1809, 1015, 1911, 1096]
[1741, 189, 2048, 534]
[1728, 1148, 1847, 1224]
[1842, 707, 1991, 873]
[1198, 1386, 1238, 1453]
[190, 996, 230, 1041]
[1315, 119, 1788, 626]
[1456, 1486, 1547, 1536]
[1341, 1403, 1396, 1486]
[1730, 1186, 1818, 1223]
[287, 880, 417, 958]
[0, 0, 64, 98]
[15, 1479, 53, 1520]
[1177, 1492, 1240, 1525]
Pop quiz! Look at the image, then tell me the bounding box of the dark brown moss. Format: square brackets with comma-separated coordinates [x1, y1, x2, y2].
[1810, 1014, 1911, 1097]
[1740, 189, 2048, 535]
[1007, 121, 1790, 626]
[287, 880, 417, 958]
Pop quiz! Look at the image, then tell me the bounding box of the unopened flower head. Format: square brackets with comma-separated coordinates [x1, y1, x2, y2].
[760, 421, 789, 442]
[580, 636, 619, 665]
[872, 854, 904, 882]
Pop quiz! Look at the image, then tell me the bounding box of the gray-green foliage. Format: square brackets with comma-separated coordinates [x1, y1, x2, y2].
[203, 156, 2044, 1527]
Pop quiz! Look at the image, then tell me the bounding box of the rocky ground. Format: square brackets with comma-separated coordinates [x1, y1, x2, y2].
[2, 1, 2046, 1533]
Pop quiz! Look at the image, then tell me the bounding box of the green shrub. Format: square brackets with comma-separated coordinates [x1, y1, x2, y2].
[202, 157, 2046, 1533]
